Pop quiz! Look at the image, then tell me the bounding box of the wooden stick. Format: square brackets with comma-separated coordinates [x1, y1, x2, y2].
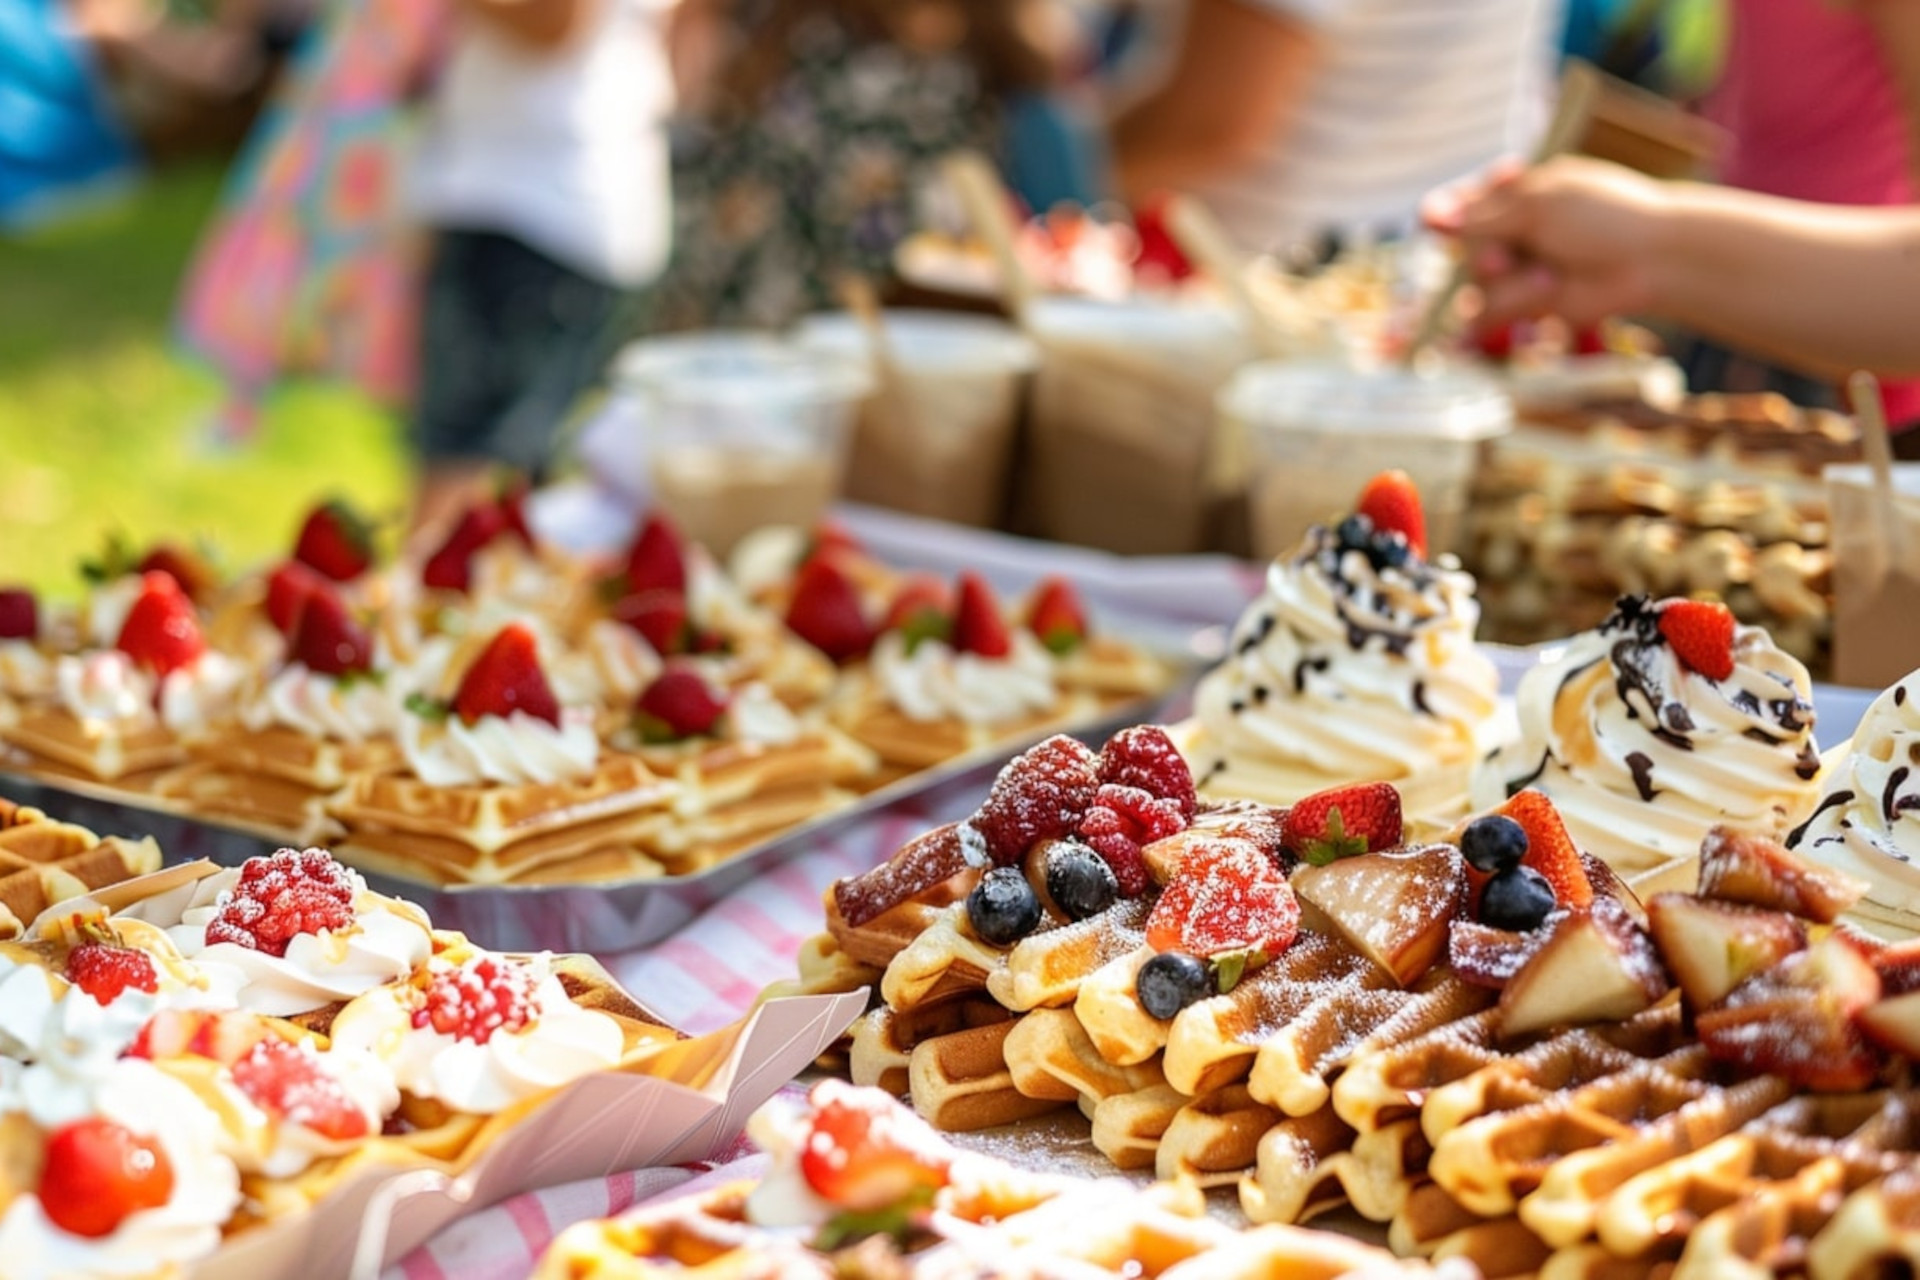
[836, 272, 915, 436]
[1849, 369, 1905, 581]
[941, 151, 1038, 322]
[1163, 194, 1288, 355]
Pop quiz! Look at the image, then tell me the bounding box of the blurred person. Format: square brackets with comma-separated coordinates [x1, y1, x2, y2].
[1426, 155, 1920, 450]
[1, 0, 140, 230]
[1105, 0, 1563, 257]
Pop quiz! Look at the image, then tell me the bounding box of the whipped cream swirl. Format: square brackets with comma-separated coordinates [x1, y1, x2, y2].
[0, 961, 156, 1129]
[397, 705, 600, 787]
[237, 662, 402, 742]
[871, 631, 1059, 726]
[1788, 670, 1920, 919]
[0, 640, 53, 703]
[52, 648, 243, 735]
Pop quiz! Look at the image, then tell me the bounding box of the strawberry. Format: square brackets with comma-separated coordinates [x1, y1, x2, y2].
[1145, 838, 1298, 961]
[785, 556, 873, 663]
[612, 589, 692, 656]
[135, 543, 218, 602]
[1572, 325, 1609, 357]
[881, 575, 952, 650]
[1131, 196, 1197, 283]
[65, 941, 157, 1005]
[1474, 320, 1516, 362]
[128, 1008, 264, 1063]
[949, 572, 1010, 658]
[292, 498, 375, 581]
[452, 623, 561, 727]
[1354, 471, 1426, 559]
[798, 1079, 952, 1212]
[38, 1118, 175, 1238]
[1281, 782, 1403, 866]
[412, 954, 540, 1044]
[804, 519, 864, 567]
[1657, 599, 1736, 681]
[1025, 576, 1088, 655]
[625, 513, 688, 597]
[1493, 789, 1593, 910]
[115, 571, 206, 677]
[421, 502, 510, 592]
[635, 666, 729, 741]
[230, 1038, 370, 1140]
[286, 585, 373, 677]
[0, 587, 38, 640]
[264, 560, 324, 635]
[205, 847, 357, 957]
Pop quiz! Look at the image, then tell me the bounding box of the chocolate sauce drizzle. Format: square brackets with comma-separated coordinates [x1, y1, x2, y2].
[1625, 751, 1659, 802]
[1412, 680, 1432, 716]
[1292, 656, 1330, 695]
[1884, 766, 1918, 824]
[1786, 788, 1851, 847]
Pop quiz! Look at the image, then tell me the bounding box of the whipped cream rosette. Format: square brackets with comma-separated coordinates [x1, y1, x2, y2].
[1487, 594, 1824, 877]
[1176, 519, 1507, 828]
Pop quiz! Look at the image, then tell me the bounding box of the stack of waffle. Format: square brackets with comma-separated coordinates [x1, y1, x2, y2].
[0, 797, 159, 939]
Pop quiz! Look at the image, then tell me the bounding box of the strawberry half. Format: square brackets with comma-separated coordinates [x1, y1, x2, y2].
[1025, 576, 1087, 655]
[129, 1007, 266, 1063]
[1280, 781, 1403, 866]
[625, 513, 688, 597]
[798, 1080, 952, 1213]
[785, 556, 873, 664]
[635, 666, 729, 741]
[1145, 838, 1298, 961]
[1493, 789, 1593, 910]
[292, 498, 375, 581]
[421, 502, 510, 592]
[1657, 599, 1736, 681]
[452, 623, 561, 727]
[115, 571, 206, 677]
[230, 1038, 371, 1140]
[38, 1118, 175, 1238]
[65, 941, 158, 1005]
[264, 560, 324, 635]
[950, 572, 1011, 658]
[0, 587, 39, 640]
[1354, 471, 1426, 559]
[135, 543, 217, 602]
[286, 585, 374, 677]
[612, 589, 693, 656]
[881, 575, 952, 652]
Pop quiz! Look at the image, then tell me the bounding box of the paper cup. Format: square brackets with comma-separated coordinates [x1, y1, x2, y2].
[1826, 462, 1920, 688]
[795, 310, 1037, 527]
[1223, 363, 1513, 560]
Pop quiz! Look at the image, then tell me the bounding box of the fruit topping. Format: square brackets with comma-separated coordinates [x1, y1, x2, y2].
[1656, 598, 1736, 681]
[264, 560, 325, 635]
[1697, 932, 1883, 1091]
[833, 824, 969, 928]
[1872, 939, 1920, 997]
[38, 1117, 174, 1238]
[205, 847, 357, 957]
[1490, 790, 1593, 910]
[292, 498, 375, 581]
[129, 1008, 265, 1063]
[1293, 843, 1466, 987]
[1042, 839, 1119, 921]
[1136, 951, 1211, 1019]
[1281, 782, 1403, 867]
[785, 555, 874, 664]
[0, 587, 39, 640]
[1695, 825, 1868, 923]
[949, 571, 1011, 658]
[286, 585, 374, 677]
[799, 1079, 952, 1214]
[635, 665, 729, 742]
[230, 1038, 370, 1140]
[612, 588, 693, 656]
[421, 500, 510, 592]
[1449, 917, 1561, 991]
[496, 473, 537, 547]
[412, 954, 540, 1044]
[624, 513, 688, 597]
[1645, 893, 1805, 1011]
[1096, 724, 1197, 820]
[1025, 576, 1088, 655]
[1076, 783, 1187, 897]
[881, 576, 951, 652]
[802, 520, 864, 568]
[1145, 838, 1298, 971]
[965, 865, 1043, 945]
[65, 941, 158, 1005]
[968, 735, 1099, 867]
[1498, 898, 1669, 1037]
[115, 571, 206, 677]
[1477, 864, 1556, 932]
[1354, 469, 1427, 559]
[451, 623, 562, 727]
[1458, 814, 1527, 875]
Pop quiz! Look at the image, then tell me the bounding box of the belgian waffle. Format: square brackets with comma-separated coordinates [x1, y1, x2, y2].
[829, 685, 1104, 780]
[0, 798, 160, 938]
[0, 704, 183, 786]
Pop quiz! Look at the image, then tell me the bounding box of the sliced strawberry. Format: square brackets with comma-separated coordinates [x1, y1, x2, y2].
[129, 1008, 265, 1064]
[452, 623, 561, 727]
[635, 665, 729, 741]
[1354, 471, 1427, 559]
[292, 498, 375, 581]
[1280, 782, 1403, 866]
[421, 502, 510, 592]
[286, 585, 373, 676]
[264, 560, 324, 635]
[1145, 837, 1298, 959]
[38, 1118, 175, 1238]
[229, 1038, 370, 1140]
[880, 575, 952, 651]
[625, 513, 688, 597]
[0, 587, 39, 640]
[115, 571, 206, 677]
[798, 1079, 952, 1212]
[612, 589, 693, 656]
[950, 572, 1011, 658]
[1493, 790, 1594, 910]
[412, 954, 540, 1044]
[65, 942, 157, 1006]
[1657, 599, 1736, 681]
[1024, 576, 1088, 655]
[785, 556, 873, 664]
[204, 847, 357, 958]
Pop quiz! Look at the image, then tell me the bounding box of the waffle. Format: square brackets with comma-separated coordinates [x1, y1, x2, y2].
[0, 704, 184, 785]
[0, 798, 161, 938]
[829, 683, 1105, 777]
[151, 721, 408, 845]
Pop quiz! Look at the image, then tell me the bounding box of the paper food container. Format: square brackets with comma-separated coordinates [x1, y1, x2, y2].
[1827, 462, 1920, 689]
[20, 864, 868, 1280]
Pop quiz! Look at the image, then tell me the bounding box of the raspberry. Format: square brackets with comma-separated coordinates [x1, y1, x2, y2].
[969, 735, 1098, 865]
[65, 942, 158, 1005]
[229, 1038, 370, 1141]
[412, 955, 540, 1044]
[1077, 783, 1187, 897]
[1096, 726, 1198, 820]
[205, 847, 356, 957]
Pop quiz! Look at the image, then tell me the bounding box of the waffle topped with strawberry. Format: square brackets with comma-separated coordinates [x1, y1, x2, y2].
[1173, 470, 1509, 831]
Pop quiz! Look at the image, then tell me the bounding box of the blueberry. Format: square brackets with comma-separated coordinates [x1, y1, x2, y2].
[1045, 840, 1119, 921]
[1136, 951, 1211, 1019]
[1478, 864, 1556, 931]
[1336, 514, 1374, 552]
[1367, 531, 1412, 571]
[966, 866, 1042, 944]
[1459, 815, 1529, 874]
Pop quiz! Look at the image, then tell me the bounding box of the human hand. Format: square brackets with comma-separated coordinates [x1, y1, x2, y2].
[1423, 156, 1674, 330]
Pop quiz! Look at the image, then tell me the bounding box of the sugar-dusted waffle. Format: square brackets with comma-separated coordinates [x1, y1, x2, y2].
[1483, 592, 1825, 884]
[1172, 471, 1509, 831]
[532, 1079, 1471, 1279]
[0, 799, 161, 939]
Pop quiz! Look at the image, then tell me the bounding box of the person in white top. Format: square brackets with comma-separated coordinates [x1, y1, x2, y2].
[1109, 0, 1562, 256]
[407, 0, 677, 532]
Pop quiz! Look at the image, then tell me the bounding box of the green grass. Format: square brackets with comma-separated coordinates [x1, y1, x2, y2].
[0, 161, 412, 601]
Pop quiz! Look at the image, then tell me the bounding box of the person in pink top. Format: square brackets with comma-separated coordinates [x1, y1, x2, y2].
[1689, 0, 1920, 426]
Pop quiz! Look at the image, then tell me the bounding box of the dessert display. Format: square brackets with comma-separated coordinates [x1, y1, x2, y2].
[1483, 593, 1825, 884]
[1172, 472, 1508, 830]
[0, 799, 160, 940]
